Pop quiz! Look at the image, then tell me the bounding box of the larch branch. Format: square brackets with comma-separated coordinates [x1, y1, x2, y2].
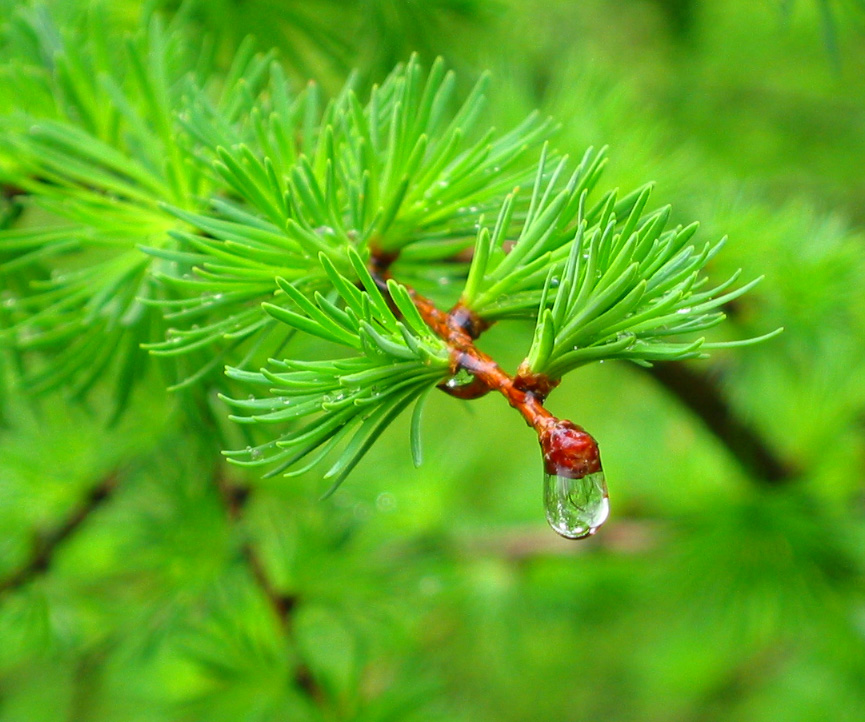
[369, 251, 603, 481]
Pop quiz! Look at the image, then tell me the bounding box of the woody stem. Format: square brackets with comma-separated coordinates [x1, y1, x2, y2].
[368, 251, 556, 434]
[408, 290, 556, 434]
[368, 252, 602, 479]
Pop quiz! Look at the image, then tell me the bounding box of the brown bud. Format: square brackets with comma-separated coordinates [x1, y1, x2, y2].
[538, 420, 602, 479]
[513, 362, 560, 403]
[448, 304, 490, 340]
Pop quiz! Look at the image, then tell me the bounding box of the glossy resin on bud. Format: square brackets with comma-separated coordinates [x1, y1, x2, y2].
[539, 420, 609, 539]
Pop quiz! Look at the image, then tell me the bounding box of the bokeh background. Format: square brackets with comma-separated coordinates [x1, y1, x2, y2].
[2, 1, 865, 720]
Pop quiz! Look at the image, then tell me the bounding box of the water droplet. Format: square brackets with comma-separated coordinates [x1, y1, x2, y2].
[543, 470, 609, 540]
[550, 277, 560, 288]
[676, 307, 692, 314]
[245, 445, 263, 460]
[443, 367, 474, 388]
[315, 225, 335, 236]
[376, 492, 396, 512]
[353, 501, 372, 520]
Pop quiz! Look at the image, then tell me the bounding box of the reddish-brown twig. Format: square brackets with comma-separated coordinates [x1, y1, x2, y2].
[370, 252, 601, 480]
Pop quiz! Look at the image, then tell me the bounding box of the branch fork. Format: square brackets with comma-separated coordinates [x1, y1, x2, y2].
[370, 251, 602, 481]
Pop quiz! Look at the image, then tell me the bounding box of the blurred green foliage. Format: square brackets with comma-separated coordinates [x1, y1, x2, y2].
[1, 1, 865, 721]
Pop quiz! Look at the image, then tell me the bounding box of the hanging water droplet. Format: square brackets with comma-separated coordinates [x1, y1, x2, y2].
[543, 470, 609, 540]
[538, 419, 606, 540]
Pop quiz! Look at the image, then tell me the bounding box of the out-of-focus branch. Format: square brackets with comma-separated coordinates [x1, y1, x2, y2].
[1, 184, 25, 229]
[1, 183, 27, 198]
[448, 518, 666, 561]
[641, 361, 796, 485]
[218, 482, 301, 624]
[0, 472, 119, 598]
[216, 477, 324, 703]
